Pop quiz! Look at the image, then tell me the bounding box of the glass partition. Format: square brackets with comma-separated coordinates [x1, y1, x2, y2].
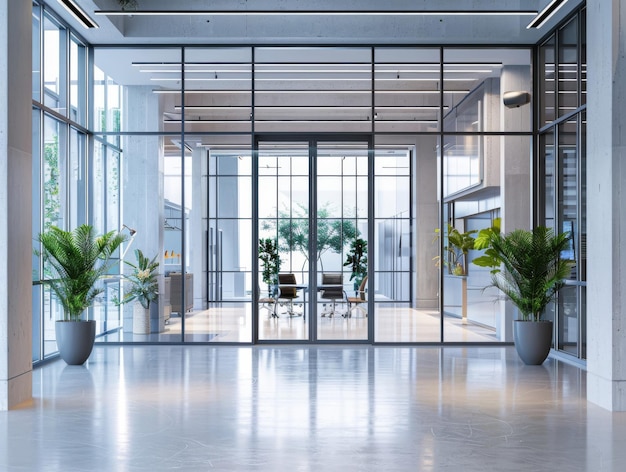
[444, 48, 532, 133]
[93, 48, 182, 134]
[206, 143, 253, 343]
[374, 48, 441, 133]
[34, 33, 543, 353]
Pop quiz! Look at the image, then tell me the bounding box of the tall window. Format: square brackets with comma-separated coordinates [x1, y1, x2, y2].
[32, 3, 121, 362]
[538, 8, 587, 360]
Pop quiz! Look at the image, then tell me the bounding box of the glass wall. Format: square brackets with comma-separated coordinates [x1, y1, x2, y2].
[538, 8, 587, 361]
[33, 0, 547, 352]
[32, 2, 105, 362]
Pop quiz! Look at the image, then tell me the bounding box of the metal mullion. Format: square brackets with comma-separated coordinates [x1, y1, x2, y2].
[251, 48, 259, 343]
[309, 139, 317, 342]
[438, 46, 445, 344]
[368, 47, 375, 343]
[577, 109, 584, 360]
[180, 47, 186, 339]
[38, 100, 46, 361]
[367, 137, 374, 343]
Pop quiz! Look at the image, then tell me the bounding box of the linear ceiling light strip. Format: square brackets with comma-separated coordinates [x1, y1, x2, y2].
[96, 10, 537, 17]
[154, 89, 468, 94]
[57, 0, 99, 28]
[526, 0, 569, 29]
[164, 119, 438, 124]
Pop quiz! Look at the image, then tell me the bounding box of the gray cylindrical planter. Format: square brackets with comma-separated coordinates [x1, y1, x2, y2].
[55, 320, 96, 365]
[133, 302, 150, 334]
[513, 320, 553, 365]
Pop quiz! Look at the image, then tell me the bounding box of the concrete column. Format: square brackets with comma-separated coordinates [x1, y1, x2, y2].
[190, 147, 206, 310]
[121, 87, 163, 332]
[0, 0, 32, 410]
[414, 136, 439, 309]
[586, 0, 626, 411]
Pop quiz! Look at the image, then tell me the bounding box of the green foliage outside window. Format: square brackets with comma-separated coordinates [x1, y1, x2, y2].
[43, 135, 61, 232]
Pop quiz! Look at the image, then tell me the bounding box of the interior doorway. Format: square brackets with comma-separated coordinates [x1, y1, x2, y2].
[256, 137, 372, 342]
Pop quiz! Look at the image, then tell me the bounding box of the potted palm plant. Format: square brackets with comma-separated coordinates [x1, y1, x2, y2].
[119, 249, 159, 334]
[37, 225, 126, 365]
[473, 225, 574, 364]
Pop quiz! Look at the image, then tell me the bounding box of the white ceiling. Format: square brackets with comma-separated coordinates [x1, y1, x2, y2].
[57, 0, 584, 46]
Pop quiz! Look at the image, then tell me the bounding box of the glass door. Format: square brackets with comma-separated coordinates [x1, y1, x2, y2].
[256, 139, 371, 342]
[258, 142, 311, 341]
[315, 143, 369, 341]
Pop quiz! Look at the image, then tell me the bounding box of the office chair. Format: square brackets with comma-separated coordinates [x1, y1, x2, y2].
[258, 286, 277, 318]
[319, 273, 345, 317]
[276, 273, 303, 317]
[345, 275, 368, 318]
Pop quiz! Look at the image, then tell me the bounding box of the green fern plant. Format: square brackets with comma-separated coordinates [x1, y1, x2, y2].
[120, 249, 159, 309]
[473, 226, 574, 321]
[37, 225, 127, 321]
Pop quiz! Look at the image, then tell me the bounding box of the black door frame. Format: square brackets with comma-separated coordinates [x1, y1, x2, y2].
[253, 133, 374, 344]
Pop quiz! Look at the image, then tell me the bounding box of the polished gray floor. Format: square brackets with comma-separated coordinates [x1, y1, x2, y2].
[2, 345, 626, 471]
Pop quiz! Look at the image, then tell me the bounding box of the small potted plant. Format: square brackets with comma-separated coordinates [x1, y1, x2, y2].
[343, 237, 368, 290]
[434, 224, 477, 276]
[120, 249, 159, 334]
[37, 225, 127, 365]
[473, 224, 574, 364]
[259, 238, 281, 296]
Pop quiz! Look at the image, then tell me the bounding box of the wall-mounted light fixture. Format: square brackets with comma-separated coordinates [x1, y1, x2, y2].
[526, 0, 568, 29]
[120, 224, 137, 259]
[503, 91, 531, 108]
[57, 0, 99, 28]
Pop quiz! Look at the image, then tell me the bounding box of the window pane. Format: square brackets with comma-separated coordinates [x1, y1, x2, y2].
[540, 36, 556, 126]
[43, 13, 67, 115]
[558, 18, 579, 118]
[558, 118, 578, 279]
[32, 2, 41, 102]
[70, 36, 87, 125]
[43, 115, 66, 230]
[542, 131, 556, 230]
[581, 12, 587, 106]
[442, 135, 481, 197]
[374, 48, 440, 133]
[69, 128, 86, 228]
[94, 48, 182, 133]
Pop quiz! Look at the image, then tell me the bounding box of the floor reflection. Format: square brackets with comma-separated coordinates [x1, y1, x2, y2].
[6, 345, 625, 471]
